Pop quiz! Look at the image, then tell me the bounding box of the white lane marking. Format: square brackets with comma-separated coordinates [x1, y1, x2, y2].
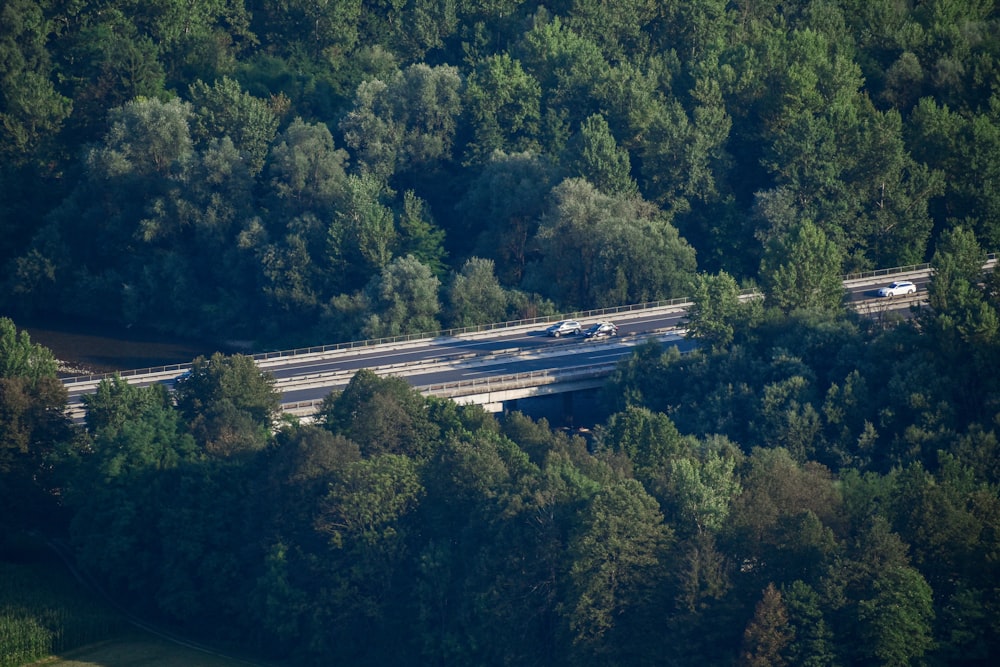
[462, 369, 505, 376]
[282, 335, 540, 373]
[586, 352, 628, 360]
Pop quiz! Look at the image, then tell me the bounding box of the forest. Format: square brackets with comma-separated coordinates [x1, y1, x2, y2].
[2, 234, 1000, 665]
[2, 0, 1000, 665]
[2, 0, 999, 346]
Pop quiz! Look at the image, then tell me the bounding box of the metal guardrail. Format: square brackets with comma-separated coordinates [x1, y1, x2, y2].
[60, 254, 997, 386]
[60, 297, 696, 384]
[278, 362, 622, 417]
[841, 252, 996, 281]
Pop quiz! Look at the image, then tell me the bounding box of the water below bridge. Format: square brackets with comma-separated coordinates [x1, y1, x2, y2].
[12, 315, 232, 376]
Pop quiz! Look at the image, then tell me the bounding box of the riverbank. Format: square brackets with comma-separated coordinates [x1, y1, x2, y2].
[9, 315, 235, 377]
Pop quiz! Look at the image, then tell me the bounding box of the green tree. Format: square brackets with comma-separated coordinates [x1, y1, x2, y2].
[565, 478, 673, 662]
[446, 257, 509, 327]
[65, 390, 198, 598]
[638, 80, 732, 214]
[857, 565, 935, 666]
[739, 583, 793, 667]
[760, 219, 846, 315]
[910, 98, 1000, 250]
[519, 13, 612, 151]
[668, 450, 742, 535]
[328, 173, 397, 290]
[317, 368, 438, 458]
[82, 375, 170, 435]
[267, 118, 350, 218]
[455, 150, 559, 283]
[927, 225, 990, 323]
[188, 76, 280, 175]
[564, 114, 638, 196]
[252, 0, 361, 59]
[173, 352, 280, 457]
[90, 96, 194, 180]
[397, 189, 447, 277]
[0, 0, 72, 160]
[463, 54, 542, 164]
[0, 318, 68, 528]
[530, 178, 697, 309]
[0, 316, 57, 383]
[340, 63, 462, 179]
[726, 448, 841, 588]
[685, 270, 757, 349]
[562, 0, 657, 61]
[363, 254, 441, 338]
[309, 453, 424, 662]
[782, 580, 836, 667]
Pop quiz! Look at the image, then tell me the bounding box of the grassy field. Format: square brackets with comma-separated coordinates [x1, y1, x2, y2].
[1, 559, 127, 667]
[1, 535, 272, 667]
[33, 633, 266, 667]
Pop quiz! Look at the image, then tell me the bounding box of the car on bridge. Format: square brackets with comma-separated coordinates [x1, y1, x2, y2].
[583, 321, 619, 338]
[545, 320, 582, 337]
[877, 280, 917, 297]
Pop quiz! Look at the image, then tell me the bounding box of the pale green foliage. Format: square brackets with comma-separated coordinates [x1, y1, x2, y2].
[329, 173, 397, 285]
[88, 97, 194, 179]
[669, 451, 741, 533]
[364, 255, 441, 338]
[686, 271, 747, 349]
[0, 317, 56, 383]
[447, 257, 508, 327]
[531, 178, 697, 308]
[340, 63, 462, 178]
[188, 76, 279, 175]
[268, 118, 350, 214]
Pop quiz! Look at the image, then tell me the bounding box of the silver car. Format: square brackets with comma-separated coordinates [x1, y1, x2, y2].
[545, 320, 582, 337]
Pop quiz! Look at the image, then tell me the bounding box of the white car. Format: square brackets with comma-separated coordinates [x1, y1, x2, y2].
[545, 320, 581, 337]
[877, 280, 917, 297]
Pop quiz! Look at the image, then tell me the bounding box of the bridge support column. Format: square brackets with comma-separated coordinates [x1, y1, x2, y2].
[563, 392, 574, 428]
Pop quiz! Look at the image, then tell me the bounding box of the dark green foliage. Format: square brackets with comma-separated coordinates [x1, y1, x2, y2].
[9, 1, 1000, 664]
[173, 352, 280, 457]
[317, 368, 439, 458]
[0, 318, 70, 530]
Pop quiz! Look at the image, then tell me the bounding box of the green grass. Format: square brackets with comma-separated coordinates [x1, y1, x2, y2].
[0, 539, 270, 667]
[35, 633, 267, 666]
[0, 559, 127, 667]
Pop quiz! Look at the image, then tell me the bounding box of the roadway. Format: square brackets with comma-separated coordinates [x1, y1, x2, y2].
[60, 267, 947, 420]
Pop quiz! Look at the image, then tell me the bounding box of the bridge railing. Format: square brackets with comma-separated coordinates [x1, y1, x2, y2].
[253, 296, 699, 361]
[61, 254, 997, 385]
[279, 362, 623, 417]
[842, 252, 996, 282]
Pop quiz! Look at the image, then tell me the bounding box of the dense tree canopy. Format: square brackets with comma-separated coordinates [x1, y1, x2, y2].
[5, 1, 1000, 665]
[1, 0, 997, 345]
